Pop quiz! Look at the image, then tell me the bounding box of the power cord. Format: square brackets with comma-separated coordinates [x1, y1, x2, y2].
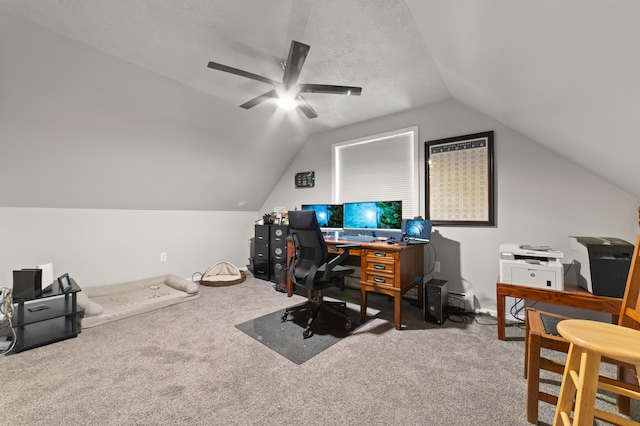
[446, 293, 476, 324]
[425, 243, 438, 275]
[506, 297, 535, 330]
[446, 293, 498, 325]
[0, 287, 16, 355]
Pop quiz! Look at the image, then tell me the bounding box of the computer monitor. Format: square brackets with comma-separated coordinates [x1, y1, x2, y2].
[402, 218, 432, 242]
[300, 204, 344, 231]
[343, 201, 402, 230]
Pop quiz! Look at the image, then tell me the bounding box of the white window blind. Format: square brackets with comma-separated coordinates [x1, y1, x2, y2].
[332, 126, 419, 219]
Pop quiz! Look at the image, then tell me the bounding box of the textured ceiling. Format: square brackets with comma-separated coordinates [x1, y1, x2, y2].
[0, 0, 450, 129]
[2, 0, 640, 203]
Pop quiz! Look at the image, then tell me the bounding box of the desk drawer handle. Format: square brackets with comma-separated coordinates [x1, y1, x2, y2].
[373, 277, 387, 283]
[374, 251, 387, 257]
[373, 264, 386, 270]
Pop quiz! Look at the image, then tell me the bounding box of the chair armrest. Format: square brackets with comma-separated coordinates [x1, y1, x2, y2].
[325, 244, 360, 273]
[335, 244, 359, 250]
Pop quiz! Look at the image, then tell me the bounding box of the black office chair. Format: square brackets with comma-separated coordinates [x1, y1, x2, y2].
[281, 210, 358, 338]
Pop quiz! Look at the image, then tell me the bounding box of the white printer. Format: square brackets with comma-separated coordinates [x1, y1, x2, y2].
[499, 243, 565, 290]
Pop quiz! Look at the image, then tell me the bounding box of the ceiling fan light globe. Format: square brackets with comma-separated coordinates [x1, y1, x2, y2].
[277, 96, 297, 110]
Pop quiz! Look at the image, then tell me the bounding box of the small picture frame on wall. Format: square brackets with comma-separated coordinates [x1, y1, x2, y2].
[295, 171, 315, 188]
[57, 273, 72, 293]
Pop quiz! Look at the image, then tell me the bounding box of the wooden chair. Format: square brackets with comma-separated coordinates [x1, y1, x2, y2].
[524, 234, 640, 424]
[553, 320, 640, 425]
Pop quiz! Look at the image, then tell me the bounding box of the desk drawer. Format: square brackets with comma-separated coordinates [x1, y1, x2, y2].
[363, 271, 397, 287]
[364, 249, 396, 261]
[366, 261, 395, 274]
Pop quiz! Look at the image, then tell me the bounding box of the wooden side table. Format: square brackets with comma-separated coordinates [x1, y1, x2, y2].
[496, 282, 622, 341]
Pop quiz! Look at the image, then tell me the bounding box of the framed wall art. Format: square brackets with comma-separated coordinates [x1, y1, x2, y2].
[425, 131, 495, 226]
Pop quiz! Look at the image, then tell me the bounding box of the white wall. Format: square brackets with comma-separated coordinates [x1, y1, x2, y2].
[262, 99, 640, 311]
[0, 208, 257, 288]
[0, 11, 265, 291]
[0, 9, 302, 212]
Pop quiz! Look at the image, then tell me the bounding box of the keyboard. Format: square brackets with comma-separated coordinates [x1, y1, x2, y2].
[338, 235, 376, 242]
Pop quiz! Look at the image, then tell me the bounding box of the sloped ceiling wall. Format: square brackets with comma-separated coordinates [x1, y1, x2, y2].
[1, 1, 639, 212]
[408, 0, 640, 199]
[0, 10, 308, 211]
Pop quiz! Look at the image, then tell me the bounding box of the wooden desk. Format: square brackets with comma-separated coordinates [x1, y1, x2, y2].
[496, 282, 622, 341]
[287, 237, 424, 330]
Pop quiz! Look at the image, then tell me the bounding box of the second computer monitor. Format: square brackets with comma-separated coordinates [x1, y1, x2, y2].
[300, 204, 344, 231]
[343, 201, 402, 230]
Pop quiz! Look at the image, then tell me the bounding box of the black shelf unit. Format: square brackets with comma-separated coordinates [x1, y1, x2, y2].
[12, 279, 81, 353]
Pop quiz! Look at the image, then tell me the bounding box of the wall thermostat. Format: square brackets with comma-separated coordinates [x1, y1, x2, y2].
[295, 171, 315, 188]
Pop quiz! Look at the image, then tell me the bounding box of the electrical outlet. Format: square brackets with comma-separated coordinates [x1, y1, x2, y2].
[434, 261, 441, 273]
[160, 252, 167, 262]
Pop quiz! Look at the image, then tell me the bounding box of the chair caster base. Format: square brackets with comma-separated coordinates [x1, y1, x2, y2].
[345, 319, 352, 332]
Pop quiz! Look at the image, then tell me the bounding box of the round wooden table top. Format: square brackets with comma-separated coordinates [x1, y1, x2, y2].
[557, 319, 640, 365]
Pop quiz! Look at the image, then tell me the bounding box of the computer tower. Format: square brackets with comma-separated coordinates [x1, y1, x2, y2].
[424, 279, 448, 325]
[13, 269, 43, 300]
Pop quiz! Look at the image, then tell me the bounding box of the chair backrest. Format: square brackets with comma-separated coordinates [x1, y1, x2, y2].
[288, 210, 328, 288]
[619, 235, 640, 331]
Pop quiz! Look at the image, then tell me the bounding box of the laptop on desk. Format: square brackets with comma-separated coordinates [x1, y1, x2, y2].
[401, 219, 432, 244]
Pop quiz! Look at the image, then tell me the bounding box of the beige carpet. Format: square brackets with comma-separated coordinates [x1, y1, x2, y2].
[0, 275, 636, 425]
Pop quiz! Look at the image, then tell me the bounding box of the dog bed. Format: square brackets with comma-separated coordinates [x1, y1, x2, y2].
[77, 274, 200, 328]
[199, 261, 247, 287]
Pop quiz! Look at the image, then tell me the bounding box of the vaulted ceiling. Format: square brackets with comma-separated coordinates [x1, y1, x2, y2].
[2, 0, 639, 207]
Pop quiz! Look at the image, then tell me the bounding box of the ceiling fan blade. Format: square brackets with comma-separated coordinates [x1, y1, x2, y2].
[282, 41, 310, 88]
[207, 61, 278, 86]
[298, 84, 362, 96]
[296, 95, 318, 119]
[240, 90, 277, 109]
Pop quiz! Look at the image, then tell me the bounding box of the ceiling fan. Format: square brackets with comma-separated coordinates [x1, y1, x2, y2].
[207, 40, 362, 119]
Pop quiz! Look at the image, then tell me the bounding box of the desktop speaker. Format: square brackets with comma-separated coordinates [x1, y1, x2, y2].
[424, 279, 448, 325]
[13, 269, 43, 300]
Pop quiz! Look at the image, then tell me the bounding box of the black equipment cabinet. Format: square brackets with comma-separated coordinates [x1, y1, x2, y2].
[270, 225, 289, 291]
[254, 225, 271, 281]
[572, 236, 634, 298]
[253, 224, 289, 288]
[12, 279, 81, 353]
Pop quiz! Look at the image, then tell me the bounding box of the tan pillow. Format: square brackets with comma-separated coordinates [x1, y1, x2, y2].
[76, 291, 104, 317]
[164, 274, 199, 294]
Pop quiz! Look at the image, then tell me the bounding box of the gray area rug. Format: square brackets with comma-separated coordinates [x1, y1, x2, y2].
[235, 302, 369, 364]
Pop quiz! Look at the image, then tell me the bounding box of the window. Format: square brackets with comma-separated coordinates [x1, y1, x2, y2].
[332, 126, 419, 219]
